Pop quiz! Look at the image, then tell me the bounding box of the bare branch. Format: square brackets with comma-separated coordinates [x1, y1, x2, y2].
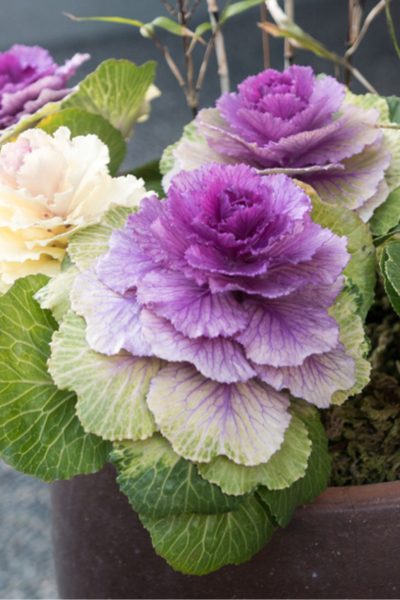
[159, 0, 178, 16]
[346, 0, 391, 59]
[284, 0, 295, 67]
[260, 3, 271, 69]
[196, 30, 218, 93]
[186, 0, 203, 20]
[207, 0, 230, 93]
[179, 0, 197, 116]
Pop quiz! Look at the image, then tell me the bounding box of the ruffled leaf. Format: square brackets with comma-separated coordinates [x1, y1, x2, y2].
[140, 495, 277, 575]
[329, 285, 371, 405]
[257, 399, 330, 527]
[197, 407, 311, 495]
[381, 240, 400, 317]
[37, 108, 126, 177]
[49, 311, 159, 441]
[111, 433, 249, 518]
[63, 59, 157, 139]
[0, 275, 110, 481]
[68, 206, 133, 270]
[369, 186, 400, 237]
[306, 183, 376, 319]
[387, 96, 400, 124]
[34, 264, 79, 323]
[146, 362, 291, 466]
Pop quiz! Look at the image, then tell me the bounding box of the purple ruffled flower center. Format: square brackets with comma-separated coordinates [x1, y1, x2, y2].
[0, 45, 89, 129]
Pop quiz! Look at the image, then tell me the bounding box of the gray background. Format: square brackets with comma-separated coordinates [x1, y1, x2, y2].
[0, 0, 399, 598]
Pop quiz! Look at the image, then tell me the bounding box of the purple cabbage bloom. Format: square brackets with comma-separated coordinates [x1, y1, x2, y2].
[72, 164, 356, 465]
[174, 66, 390, 221]
[0, 45, 90, 129]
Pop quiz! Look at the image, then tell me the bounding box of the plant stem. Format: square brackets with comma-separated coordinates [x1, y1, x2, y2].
[284, 0, 295, 67]
[345, 0, 365, 87]
[178, 0, 198, 116]
[159, 0, 178, 16]
[260, 3, 271, 69]
[206, 0, 230, 93]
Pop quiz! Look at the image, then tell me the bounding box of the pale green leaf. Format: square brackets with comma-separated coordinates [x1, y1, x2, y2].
[64, 14, 144, 27]
[34, 265, 79, 324]
[37, 108, 126, 177]
[150, 16, 195, 37]
[345, 90, 390, 124]
[140, 495, 277, 575]
[0, 275, 109, 481]
[68, 206, 133, 270]
[111, 433, 248, 518]
[197, 409, 311, 495]
[369, 186, 400, 236]
[307, 185, 376, 319]
[63, 59, 157, 139]
[49, 312, 160, 441]
[220, 0, 266, 23]
[258, 399, 330, 527]
[329, 285, 371, 404]
[387, 96, 400, 124]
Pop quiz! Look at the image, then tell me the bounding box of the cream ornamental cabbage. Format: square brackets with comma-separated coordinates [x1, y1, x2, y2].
[0, 126, 148, 292]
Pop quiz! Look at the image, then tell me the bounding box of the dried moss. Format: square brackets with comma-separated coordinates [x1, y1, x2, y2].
[321, 284, 400, 486]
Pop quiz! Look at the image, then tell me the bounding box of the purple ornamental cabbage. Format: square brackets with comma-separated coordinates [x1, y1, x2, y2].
[0, 45, 90, 129]
[72, 164, 356, 466]
[174, 66, 391, 221]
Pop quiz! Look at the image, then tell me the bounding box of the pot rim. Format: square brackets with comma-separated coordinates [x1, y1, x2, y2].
[308, 479, 400, 512]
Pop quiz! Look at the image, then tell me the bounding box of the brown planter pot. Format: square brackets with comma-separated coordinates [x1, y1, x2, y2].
[51, 461, 400, 600]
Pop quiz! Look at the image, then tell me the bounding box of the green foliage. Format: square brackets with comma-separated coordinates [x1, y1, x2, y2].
[111, 433, 249, 518]
[0, 276, 110, 481]
[387, 96, 400, 124]
[309, 187, 376, 320]
[140, 495, 277, 575]
[49, 312, 160, 441]
[196, 411, 311, 495]
[381, 240, 400, 316]
[369, 187, 400, 237]
[37, 108, 126, 176]
[258, 400, 331, 527]
[34, 265, 79, 324]
[63, 59, 157, 139]
[68, 206, 133, 270]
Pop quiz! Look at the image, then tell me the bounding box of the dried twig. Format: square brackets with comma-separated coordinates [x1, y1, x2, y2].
[186, 0, 203, 20]
[159, 0, 178, 16]
[345, 0, 365, 87]
[284, 0, 295, 67]
[178, 0, 197, 115]
[345, 0, 389, 59]
[260, 3, 271, 69]
[206, 0, 230, 93]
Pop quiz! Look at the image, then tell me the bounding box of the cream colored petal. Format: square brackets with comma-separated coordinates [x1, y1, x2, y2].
[16, 146, 67, 201]
[0, 255, 61, 292]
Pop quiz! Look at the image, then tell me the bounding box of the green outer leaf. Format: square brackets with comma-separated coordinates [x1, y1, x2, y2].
[129, 159, 164, 197]
[49, 312, 159, 441]
[34, 265, 79, 324]
[37, 108, 126, 177]
[387, 96, 400, 124]
[381, 246, 400, 316]
[0, 275, 110, 481]
[369, 186, 400, 237]
[196, 411, 311, 495]
[329, 284, 371, 404]
[381, 240, 400, 317]
[111, 433, 249, 518]
[68, 206, 133, 270]
[308, 186, 376, 320]
[160, 121, 198, 175]
[220, 0, 265, 23]
[63, 59, 157, 139]
[258, 399, 331, 527]
[140, 495, 277, 575]
[345, 90, 390, 124]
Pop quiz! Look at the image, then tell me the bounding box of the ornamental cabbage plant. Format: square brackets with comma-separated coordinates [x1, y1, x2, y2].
[169, 65, 400, 223]
[0, 45, 89, 129]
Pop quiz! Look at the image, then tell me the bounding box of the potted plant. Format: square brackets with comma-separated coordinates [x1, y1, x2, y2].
[0, 1, 400, 598]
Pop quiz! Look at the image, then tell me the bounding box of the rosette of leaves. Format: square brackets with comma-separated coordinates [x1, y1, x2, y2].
[163, 66, 400, 225]
[0, 162, 373, 574]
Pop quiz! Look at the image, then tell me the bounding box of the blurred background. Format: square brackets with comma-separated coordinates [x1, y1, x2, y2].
[0, 0, 399, 598]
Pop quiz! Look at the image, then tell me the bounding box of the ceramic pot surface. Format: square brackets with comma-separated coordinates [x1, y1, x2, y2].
[51, 462, 400, 599]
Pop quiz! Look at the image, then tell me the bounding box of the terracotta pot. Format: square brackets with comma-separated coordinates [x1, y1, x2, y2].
[51, 462, 400, 599]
